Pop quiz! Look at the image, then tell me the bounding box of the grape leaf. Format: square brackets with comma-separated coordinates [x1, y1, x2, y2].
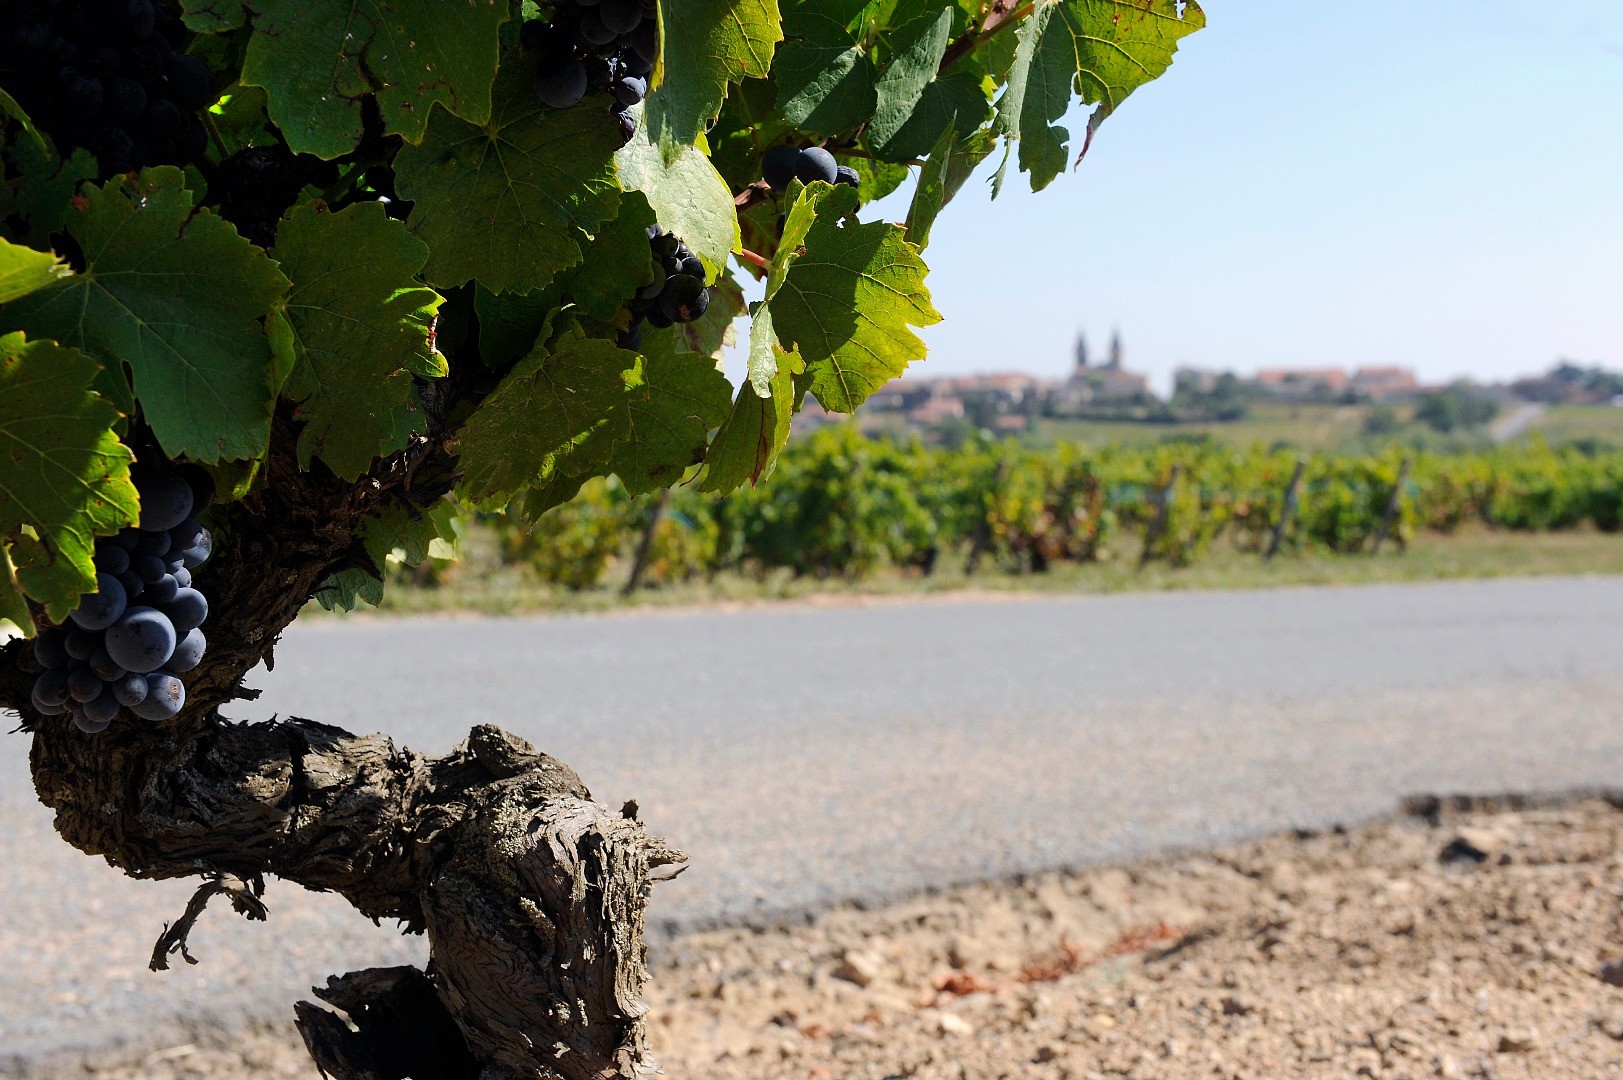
[616, 109, 739, 282]
[602, 352, 733, 495]
[905, 124, 993, 248]
[870, 67, 992, 162]
[769, 184, 940, 411]
[179, 0, 246, 32]
[0, 332, 138, 622]
[0, 543, 31, 635]
[0, 168, 291, 463]
[775, 9, 878, 134]
[455, 327, 632, 503]
[1, 90, 98, 247]
[314, 498, 461, 612]
[647, 0, 783, 156]
[473, 286, 554, 372]
[0, 238, 70, 304]
[701, 305, 801, 493]
[395, 66, 623, 294]
[230, 0, 508, 159]
[549, 194, 658, 325]
[866, 9, 954, 149]
[272, 203, 444, 480]
[996, 0, 1204, 192]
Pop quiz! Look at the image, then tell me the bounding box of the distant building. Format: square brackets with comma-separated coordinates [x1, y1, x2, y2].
[1253, 367, 1350, 398]
[1350, 366, 1421, 400]
[1066, 328, 1149, 402]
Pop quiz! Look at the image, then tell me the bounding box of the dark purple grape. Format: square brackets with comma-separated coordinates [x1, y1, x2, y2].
[96, 542, 131, 575]
[169, 518, 204, 552]
[173, 464, 216, 512]
[645, 306, 674, 329]
[32, 677, 70, 716]
[179, 530, 212, 569]
[657, 275, 709, 323]
[762, 144, 801, 190]
[622, 48, 652, 77]
[105, 606, 176, 673]
[600, 0, 643, 35]
[173, 566, 191, 588]
[89, 646, 126, 681]
[112, 530, 141, 552]
[174, 115, 207, 161]
[64, 626, 100, 661]
[92, 127, 135, 172]
[112, 671, 149, 707]
[579, 10, 616, 45]
[68, 666, 104, 703]
[147, 573, 180, 605]
[169, 627, 205, 672]
[106, 77, 147, 121]
[116, 570, 145, 600]
[69, 572, 128, 631]
[136, 473, 193, 531]
[63, 74, 104, 117]
[73, 711, 112, 734]
[84, 685, 122, 724]
[616, 319, 644, 352]
[34, 632, 70, 671]
[635, 261, 667, 300]
[33, 669, 71, 708]
[612, 74, 646, 107]
[132, 554, 166, 583]
[795, 146, 839, 185]
[834, 165, 860, 188]
[132, 671, 184, 720]
[164, 587, 207, 632]
[627, 20, 657, 64]
[678, 254, 705, 281]
[163, 53, 212, 110]
[142, 97, 183, 137]
[134, 529, 170, 556]
[533, 58, 588, 109]
[115, 0, 156, 39]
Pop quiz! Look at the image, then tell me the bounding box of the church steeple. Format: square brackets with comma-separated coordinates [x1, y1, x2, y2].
[1073, 330, 1089, 373]
[1107, 328, 1123, 371]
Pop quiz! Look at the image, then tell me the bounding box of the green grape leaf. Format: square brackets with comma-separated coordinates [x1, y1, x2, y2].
[272, 202, 444, 480]
[0, 168, 290, 463]
[396, 65, 623, 294]
[602, 351, 733, 495]
[870, 67, 992, 162]
[550, 194, 657, 325]
[904, 124, 993, 248]
[775, 10, 878, 134]
[616, 109, 739, 282]
[0, 543, 31, 635]
[769, 184, 940, 412]
[180, 0, 247, 32]
[648, 0, 783, 156]
[866, 9, 954, 149]
[455, 327, 632, 503]
[0, 333, 138, 621]
[996, 0, 1204, 192]
[233, 0, 508, 159]
[314, 498, 461, 612]
[473, 286, 554, 372]
[1, 91, 98, 247]
[701, 307, 801, 493]
[0, 238, 70, 303]
[839, 155, 911, 202]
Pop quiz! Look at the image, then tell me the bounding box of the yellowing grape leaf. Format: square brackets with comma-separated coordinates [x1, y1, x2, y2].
[272, 203, 444, 480]
[0, 333, 138, 622]
[0, 238, 69, 304]
[616, 106, 739, 281]
[648, 0, 782, 157]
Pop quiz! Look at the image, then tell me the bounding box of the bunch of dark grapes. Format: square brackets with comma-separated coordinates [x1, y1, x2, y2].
[761, 144, 860, 192]
[29, 464, 215, 733]
[522, 0, 657, 140]
[619, 228, 709, 350]
[0, 0, 212, 178]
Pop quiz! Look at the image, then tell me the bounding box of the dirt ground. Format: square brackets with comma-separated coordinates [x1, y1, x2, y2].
[59, 795, 1623, 1080]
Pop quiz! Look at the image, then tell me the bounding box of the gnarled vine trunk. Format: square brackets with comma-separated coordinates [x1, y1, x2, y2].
[2, 413, 683, 1079]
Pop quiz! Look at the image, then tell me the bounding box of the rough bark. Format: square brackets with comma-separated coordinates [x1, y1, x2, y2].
[1, 407, 685, 1078]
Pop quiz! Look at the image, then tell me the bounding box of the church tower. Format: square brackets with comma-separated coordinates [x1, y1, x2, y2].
[1107, 328, 1123, 371]
[1073, 331, 1089, 374]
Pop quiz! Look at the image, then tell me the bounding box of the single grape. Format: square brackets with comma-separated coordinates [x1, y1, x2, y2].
[116, 0, 157, 39]
[68, 572, 128, 631]
[622, 48, 653, 77]
[635, 262, 667, 300]
[136, 472, 194, 531]
[163, 553, 185, 576]
[175, 116, 208, 161]
[795, 146, 839, 185]
[762, 144, 801, 190]
[117, 570, 145, 601]
[106, 77, 147, 121]
[170, 518, 204, 552]
[834, 165, 860, 188]
[163, 53, 212, 110]
[112, 529, 141, 552]
[89, 646, 127, 682]
[168, 627, 205, 672]
[134, 529, 171, 557]
[106, 605, 177, 673]
[132, 672, 184, 721]
[533, 58, 588, 109]
[173, 566, 192, 588]
[600, 0, 643, 35]
[147, 573, 180, 605]
[63, 74, 104, 117]
[64, 625, 100, 661]
[132, 554, 167, 583]
[34, 632, 71, 671]
[657, 275, 709, 324]
[31, 678, 69, 716]
[112, 671, 149, 707]
[92, 127, 135, 172]
[678, 254, 705, 281]
[614, 74, 646, 106]
[627, 20, 657, 64]
[179, 531, 212, 569]
[73, 711, 112, 734]
[142, 97, 183, 138]
[33, 669, 71, 709]
[616, 319, 644, 352]
[645, 306, 675, 329]
[165, 588, 208, 632]
[173, 463, 216, 513]
[68, 666, 104, 703]
[84, 685, 122, 724]
[579, 10, 617, 46]
[96, 542, 131, 576]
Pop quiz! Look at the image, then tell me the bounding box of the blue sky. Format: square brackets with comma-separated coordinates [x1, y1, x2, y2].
[850, 1, 1623, 393]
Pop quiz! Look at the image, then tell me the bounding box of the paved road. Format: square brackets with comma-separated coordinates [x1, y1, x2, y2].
[4, 576, 1623, 1069]
[1491, 402, 1548, 442]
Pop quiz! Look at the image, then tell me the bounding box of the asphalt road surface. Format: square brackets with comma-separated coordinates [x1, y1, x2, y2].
[4, 576, 1622, 1070]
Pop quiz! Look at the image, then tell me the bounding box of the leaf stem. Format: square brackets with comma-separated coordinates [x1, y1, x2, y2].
[736, 248, 772, 272]
[939, 0, 1034, 73]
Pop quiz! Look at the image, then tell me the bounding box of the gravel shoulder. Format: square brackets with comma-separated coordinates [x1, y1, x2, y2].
[32, 794, 1623, 1080]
